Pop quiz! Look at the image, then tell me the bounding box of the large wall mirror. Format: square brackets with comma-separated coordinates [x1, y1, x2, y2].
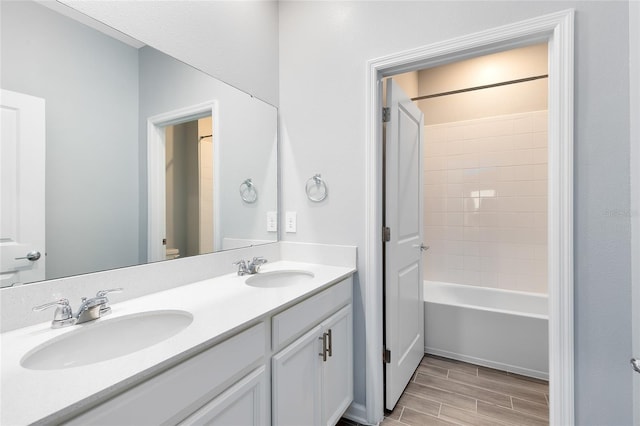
[0, 0, 278, 287]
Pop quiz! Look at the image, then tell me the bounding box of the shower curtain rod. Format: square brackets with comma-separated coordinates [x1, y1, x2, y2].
[410, 74, 548, 101]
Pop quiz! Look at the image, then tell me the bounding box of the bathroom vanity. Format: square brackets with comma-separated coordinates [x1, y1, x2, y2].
[0, 253, 355, 425]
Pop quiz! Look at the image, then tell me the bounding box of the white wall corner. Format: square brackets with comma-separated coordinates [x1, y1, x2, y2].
[343, 402, 368, 425]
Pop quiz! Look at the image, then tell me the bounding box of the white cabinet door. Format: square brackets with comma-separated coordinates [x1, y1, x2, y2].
[272, 325, 323, 426]
[179, 367, 267, 426]
[321, 305, 353, 426]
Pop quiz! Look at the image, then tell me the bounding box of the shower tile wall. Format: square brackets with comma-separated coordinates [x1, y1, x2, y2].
[423, 110, 548, 294]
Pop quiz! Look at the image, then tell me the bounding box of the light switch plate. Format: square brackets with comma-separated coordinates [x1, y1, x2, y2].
[285, 211, 297, 233]
[267, 211, 277, 232]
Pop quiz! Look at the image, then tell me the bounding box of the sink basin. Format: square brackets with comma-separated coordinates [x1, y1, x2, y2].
[245, 270, 314, 288]
[21, 310, 193, 370]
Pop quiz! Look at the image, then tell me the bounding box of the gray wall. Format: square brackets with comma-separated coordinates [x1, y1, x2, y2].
[138, 47, 278, 257]
[59, 0, 280, 106]
[278, 1, 632, 424]
[1, 1, 140, 280]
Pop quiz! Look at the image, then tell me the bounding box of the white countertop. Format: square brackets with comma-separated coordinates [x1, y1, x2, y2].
[0, 261, 355, 425]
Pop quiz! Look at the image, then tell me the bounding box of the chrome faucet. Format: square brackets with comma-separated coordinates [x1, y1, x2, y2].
[248, 257, 267, 273]
[33, 288, 123, 328]
[75, 288, 122, 324]
[233, 257, 268, 276]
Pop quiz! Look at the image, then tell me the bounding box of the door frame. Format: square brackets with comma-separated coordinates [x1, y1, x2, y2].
[147, 101, 220, 262]
[363, 10, 574, 425]
[630, 1, 640, 423]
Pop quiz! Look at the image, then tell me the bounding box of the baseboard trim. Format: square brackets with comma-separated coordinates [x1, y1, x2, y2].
[425, 347, 549, 381]
[343, 402, 371, 425]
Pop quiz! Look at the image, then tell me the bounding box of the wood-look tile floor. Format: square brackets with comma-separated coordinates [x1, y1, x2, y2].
[338, 354, 549, 426]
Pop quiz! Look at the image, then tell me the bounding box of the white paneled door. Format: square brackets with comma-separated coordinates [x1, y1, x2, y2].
[0, 90, 46, 287]
[384, 79, 425, 410]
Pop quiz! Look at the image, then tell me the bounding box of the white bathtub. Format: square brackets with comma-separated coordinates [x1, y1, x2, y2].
[424, 280, 549, 380]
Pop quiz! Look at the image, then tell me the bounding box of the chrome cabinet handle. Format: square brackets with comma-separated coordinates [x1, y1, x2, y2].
[319, 333, 328, 362]
[15, 251, 41, 261]
[632, 358, 640, 374]
[412, 244, 430, 251]
[327, 329, 333, 357]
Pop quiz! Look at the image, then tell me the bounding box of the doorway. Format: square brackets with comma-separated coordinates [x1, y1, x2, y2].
[147, 101, 220, 263]
[164, 116, 214, 261]
[382, 42, 550, 422]
[364, 10, 574, 426]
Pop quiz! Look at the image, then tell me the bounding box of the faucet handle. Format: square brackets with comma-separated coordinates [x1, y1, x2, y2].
[33, 299, 76, 328]
[33, 298, 70, 312]
[233, 259, 249, 276]
[96, 288, 123, 298]
[95, 288, 123, 315]
[248, 257, 267, 273]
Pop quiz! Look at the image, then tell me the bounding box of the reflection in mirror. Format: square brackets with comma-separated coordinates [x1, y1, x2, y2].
[0, 0, 278, 287]
[165, 117, 214, 260]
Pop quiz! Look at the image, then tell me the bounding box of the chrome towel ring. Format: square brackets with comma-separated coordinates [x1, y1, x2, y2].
[306, 174, 327, 202]
[239, 178, 258, 203]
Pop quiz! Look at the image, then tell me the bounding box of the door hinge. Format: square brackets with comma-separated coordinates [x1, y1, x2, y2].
[383, 348, 391, 364]
[382, 227, 391, 242]
[162, 238, 167, 246]
[382, 107, 391, 123]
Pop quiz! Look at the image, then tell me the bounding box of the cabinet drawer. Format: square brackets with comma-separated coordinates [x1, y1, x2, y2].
[272, 277, 351, 352]
[64, 322, 266, 426]
[179, 366, 267, 426]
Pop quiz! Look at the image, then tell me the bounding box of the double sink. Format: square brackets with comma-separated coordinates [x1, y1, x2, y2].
[20, 269, 314, 371]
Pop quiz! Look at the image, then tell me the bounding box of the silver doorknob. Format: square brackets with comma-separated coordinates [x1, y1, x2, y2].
[412, 243, 430, 251]
[15, 251, 41, 261]
[632, 358, 640, 374]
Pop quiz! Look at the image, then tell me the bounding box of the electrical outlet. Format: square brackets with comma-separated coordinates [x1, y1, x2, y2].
[285, 211, 297, 233]
[267, 211, 277, 232]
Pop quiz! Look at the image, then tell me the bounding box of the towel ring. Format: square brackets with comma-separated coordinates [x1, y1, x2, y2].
[306, 174, 327, 202]
[239, 178, 258, 203]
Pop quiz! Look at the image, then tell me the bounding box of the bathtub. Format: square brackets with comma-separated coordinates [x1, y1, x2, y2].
[423, 280, 549, 380]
